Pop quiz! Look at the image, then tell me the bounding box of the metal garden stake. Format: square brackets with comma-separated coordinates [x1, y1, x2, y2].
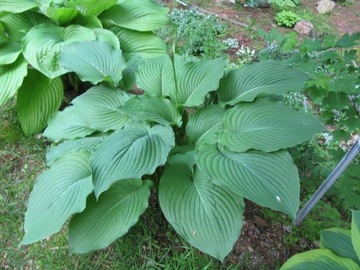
[295, 138, 360, 225]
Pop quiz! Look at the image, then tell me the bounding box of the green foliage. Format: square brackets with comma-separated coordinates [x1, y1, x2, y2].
[0, 0, 169, 135]
[269, 0, 300, 8]
[168, 9, 228, 58]
[259, 29, 360, 142]
[280, 210, 360, 269]
[20, 46, 326, 261]
[275, 10, 301, 27]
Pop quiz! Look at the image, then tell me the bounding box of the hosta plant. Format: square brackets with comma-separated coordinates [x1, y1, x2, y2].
[21, 53, 326, 261]
[0, 0, 169, 135]
[281, 210, 360, 269]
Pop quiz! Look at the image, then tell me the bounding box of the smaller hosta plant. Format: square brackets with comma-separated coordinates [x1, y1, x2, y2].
[269, 0, 300, 8]
[275, 10, 301, 27]
[21, 56, 326, 261]
[281, 210, 360, 269]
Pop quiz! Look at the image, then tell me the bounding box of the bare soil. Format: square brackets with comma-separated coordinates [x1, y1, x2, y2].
[186, 0, 360, 48]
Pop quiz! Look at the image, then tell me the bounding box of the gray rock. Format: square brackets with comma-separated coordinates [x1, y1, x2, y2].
[216, 0, 235, 5]
[294, 20, 314, 35]
[317, 0, 336, 14]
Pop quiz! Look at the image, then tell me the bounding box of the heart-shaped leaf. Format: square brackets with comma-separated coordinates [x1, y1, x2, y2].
[0, 11, 50, 41]
[136, 55, 226, 106]
[60, 41, 125, 86]
[40, 3, 78, 25]
[159, 159, 244, 261]
[280, 249, 360, 270]
[219, 99, 326, 152]
[110, 26, 167, 60]
[121, 95, 182, 127]
[75, 0, 117, 16]
[71, 85, 131, 132]
[0, 56, 28, 106]
[0, 0, 38, 13]
[99, 2, 169, 32]
[46, 136, 105, 166]
[196, 144, 299, 219]
[0, 38, 21, 65]
[92, 124, 175, 197]
[93, 28, 120, 49]
[171, 56, 225, 106]
[321, 228, 360, 265]
[69, 14, 102, 28]
[136, 54, 174, 97]
[22, 23, 96, 78]
[218, 61, 308, 106]
[16, 69, 63, 136]
[186, 105, 226, 146]
[69, 179, 151, 253]
[43, 106, 95, 142]
[21, 151, 93, 245]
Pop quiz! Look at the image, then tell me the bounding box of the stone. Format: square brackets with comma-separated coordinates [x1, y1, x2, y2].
[215, 0, 235, 5]
[294, 20, 314, 35]
[316, 0, 336, 14]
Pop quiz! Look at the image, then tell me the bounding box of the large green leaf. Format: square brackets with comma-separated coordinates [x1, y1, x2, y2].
[186, 105, 226, 146]
[0, 0, 38, 13]
[121, 95, 182, 127]
[43, 106, 95, 142]
[91, 124, 175, 197]
[99, 2, 169, 32]
[46, 136, 105, 166]
[136, 55, 225, 106]
[70, 85, 131, 132]
[136, 54, 174, 97]
[219, 99, 326, 153]
[75, 0, 117, 16]
[280, 249, 360, 270]
[0, 38, 21, 65]
[321, 228, 360, 265]
[0, 56, 28, 106]
[21, 151, 93, 245]
[352, 210, 360, 260]
[159, 160, 244, 261]
[40, 4, 78, 25]
[69, 14, 102, 28]
[22, 23, 96, 78]
[69, 179, 151, 253]
[0, 11, 50, 41]
[171, 56, 225, 106]
[16, 69, 63, 136]
[93, 28, 120, 49]
[60, 41, 125, 87]
[110, 26, 167, 60]
[196, 144, 299, 218]
[217, 61, 308, 106]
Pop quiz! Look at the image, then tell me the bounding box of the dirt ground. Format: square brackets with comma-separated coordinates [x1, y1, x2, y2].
[187, 0, 360, 48]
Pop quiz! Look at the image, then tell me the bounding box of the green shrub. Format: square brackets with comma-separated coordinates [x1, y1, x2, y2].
[20, 54, 326, 261]
[168, 9, 228, 58]
[275, 10, 301, 27]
